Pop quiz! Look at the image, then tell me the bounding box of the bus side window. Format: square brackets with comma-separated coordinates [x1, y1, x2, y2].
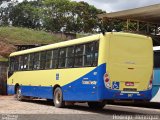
[45, 50, 53, 69]
[33, 52, 40, 70]
[19, 56, 24, 70]
[14, 56, 19, 71]
[84, 42, 94, 67]
[29, 53, 34, 70]
[9, 57, 15, 72]
[52, 49, 59, 69]
[23, 54, 29, 70]
[40, 51, 46, 70]
[58, 48, 66, 68]
[74, 44, 84, 67]
[66, 46, 74, 68]
[93, 41, 99, 66]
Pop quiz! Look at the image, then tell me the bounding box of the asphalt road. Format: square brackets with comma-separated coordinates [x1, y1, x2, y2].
[0, 96, 160, 120]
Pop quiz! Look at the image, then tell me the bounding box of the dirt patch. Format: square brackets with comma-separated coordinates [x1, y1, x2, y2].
[0, 38, 16, 58]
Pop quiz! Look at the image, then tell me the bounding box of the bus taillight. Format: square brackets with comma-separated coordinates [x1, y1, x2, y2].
[104, 73, 110, 88]
[148, 74, 153, 89]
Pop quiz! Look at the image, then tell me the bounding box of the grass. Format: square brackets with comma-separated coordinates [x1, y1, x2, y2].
[0, 27, 64, 45]
[0, 27, 67, 60]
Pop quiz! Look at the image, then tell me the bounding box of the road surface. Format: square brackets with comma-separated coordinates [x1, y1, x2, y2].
[0, 96, 159, 120]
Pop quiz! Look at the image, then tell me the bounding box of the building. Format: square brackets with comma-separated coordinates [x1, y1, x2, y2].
[98, 4, 160, 46]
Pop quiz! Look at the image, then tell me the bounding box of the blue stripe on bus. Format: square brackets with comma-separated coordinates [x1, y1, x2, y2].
[7, 85, 15, 95]
[21, 86, 53, 99]
[7, 63, 152, 101]
[7, 85, 53, 99]
[62, 63, 106, 101]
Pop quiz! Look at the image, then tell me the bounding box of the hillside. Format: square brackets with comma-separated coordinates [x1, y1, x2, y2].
[0, 27, 65, 60]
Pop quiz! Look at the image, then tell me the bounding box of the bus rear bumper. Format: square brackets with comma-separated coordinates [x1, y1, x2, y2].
[102, 89, 152, 101]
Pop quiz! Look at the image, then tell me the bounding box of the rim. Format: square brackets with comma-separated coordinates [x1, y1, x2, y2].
[55, 91, 61, 104]
[17, 88, 21, 100]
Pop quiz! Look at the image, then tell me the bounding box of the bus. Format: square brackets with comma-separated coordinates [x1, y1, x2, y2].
[151, 46, 160, 103]
[7, 32, 153, 108]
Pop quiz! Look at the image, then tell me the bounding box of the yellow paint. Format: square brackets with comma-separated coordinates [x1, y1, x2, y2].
[107, 33, 153, 91]
[8, 67, 95, 86]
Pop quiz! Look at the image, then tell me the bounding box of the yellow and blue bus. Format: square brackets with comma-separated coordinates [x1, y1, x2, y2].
[151, 47, 160, 103]
[7, 32, 153, 108]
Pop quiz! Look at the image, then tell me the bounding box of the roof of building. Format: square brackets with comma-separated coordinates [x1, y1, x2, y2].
[98, 4, 160, 24]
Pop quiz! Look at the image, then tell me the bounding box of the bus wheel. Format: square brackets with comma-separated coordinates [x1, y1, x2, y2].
[54, 87, 65, 108]
[16, 86, 23, 101]
[88, 102, 105, 109]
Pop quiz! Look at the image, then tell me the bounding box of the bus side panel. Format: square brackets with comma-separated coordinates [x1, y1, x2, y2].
[96, 63, 106, 100]
[151, 69, 160, 102]
[7, 85, 15, 95]
[62, 66, 101, 101]
[21, 86, 53, 99]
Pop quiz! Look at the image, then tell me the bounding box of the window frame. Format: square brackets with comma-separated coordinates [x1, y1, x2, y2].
[8, 40, 99, 72]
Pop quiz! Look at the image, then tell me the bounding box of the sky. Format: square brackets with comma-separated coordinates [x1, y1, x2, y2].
[15, 0, 160, 12]
[73, 0, 160, 12]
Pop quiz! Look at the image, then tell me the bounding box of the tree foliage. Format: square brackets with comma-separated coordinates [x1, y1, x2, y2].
[0, 0, 109, 33]
[9, 1, 42, 29]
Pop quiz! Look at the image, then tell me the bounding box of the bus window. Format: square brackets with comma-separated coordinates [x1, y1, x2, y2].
[19, 56, 24, 70]
[33, 52, 40, 70]
[93, 41, 99, 66]
[52, 49, 59, 68]
[66, 46, 74, 68]
[29, 53, 34, 70]
[9, 57, 15, 72]
[45, 50, 52, 69]
[84, 42, 94, 67]
[14, 56, 19, 71]
[40, 51, 46, 69]
[74, 45, 84, 67]
[58, 48, 66, 68]
[23, 54, 29, 70]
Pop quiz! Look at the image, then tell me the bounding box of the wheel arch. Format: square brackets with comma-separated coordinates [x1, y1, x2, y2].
[14, 83, 20, 94]
[53, 84, 61, 92]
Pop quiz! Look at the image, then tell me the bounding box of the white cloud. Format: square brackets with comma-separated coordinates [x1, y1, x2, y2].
[73, 0, 160, 12]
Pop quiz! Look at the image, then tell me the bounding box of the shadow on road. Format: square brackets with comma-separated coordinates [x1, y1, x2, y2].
[21, 99, 148, 115]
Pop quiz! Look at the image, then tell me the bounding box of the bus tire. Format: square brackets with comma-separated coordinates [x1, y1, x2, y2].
[16, 86, 23, 101]
[54, 87, 65, 108]
[88, 102, 105, 109]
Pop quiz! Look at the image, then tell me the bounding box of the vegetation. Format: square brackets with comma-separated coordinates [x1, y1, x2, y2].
[0, 27, 65, 59]
[0, 0, 104, 33]
[0, 0, 125, 60]
[0, 27, 63, 44]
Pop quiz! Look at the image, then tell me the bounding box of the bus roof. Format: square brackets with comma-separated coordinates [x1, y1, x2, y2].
[10, 34, 101, 57]
[9, 32, 150, 57]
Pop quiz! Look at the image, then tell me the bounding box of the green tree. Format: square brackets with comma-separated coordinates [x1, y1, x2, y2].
[9, 0, 42, 29]
[42, 0, 71, 32]
[1, 0, 107, 33]
[42, 0, 104, 33]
